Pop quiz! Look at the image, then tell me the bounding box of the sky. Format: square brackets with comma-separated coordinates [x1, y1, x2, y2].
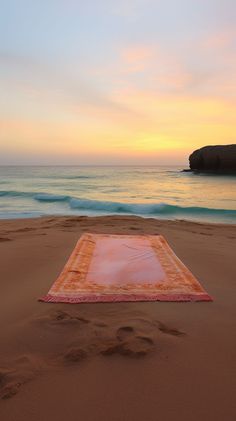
[0, 0, 236, 165]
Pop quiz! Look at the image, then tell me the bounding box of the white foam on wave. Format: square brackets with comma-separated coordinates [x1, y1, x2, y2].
[0, 190, 236, 222]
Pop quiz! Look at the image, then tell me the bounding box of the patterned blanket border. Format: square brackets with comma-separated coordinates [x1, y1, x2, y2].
[39, 292, 212, 303]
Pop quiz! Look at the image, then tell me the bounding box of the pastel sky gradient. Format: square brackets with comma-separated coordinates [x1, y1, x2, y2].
[0, 0, 236, 165]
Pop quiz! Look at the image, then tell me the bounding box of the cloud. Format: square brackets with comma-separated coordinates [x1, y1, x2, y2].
[0, 50, 147, 122]
[120, 45, 156, 73]
[203, 29, 236, 50]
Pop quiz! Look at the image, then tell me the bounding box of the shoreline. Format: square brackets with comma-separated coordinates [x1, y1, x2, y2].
[0, 215, 235, 420]
[1, 213, 236, 226]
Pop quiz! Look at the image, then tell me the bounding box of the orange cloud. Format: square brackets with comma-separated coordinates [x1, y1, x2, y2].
[120, 44, 156, 73]
[121, 45, 154, 63]
[203, 29, 236, 50]
[1, 44, 236, 165]
[2, 87, 235, 164]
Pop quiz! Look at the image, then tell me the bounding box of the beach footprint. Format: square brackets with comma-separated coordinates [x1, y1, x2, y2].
[99, 323, 155, 358]
[63, 348, 88, 364]
[116, 326, 135, 341]
[0, 354, 43, 400]
[100, 335, 154, 358]
[157, 321, 185, 337]
[35, 310, 91, 327]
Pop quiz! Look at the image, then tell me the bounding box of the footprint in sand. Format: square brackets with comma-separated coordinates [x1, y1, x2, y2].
[2, 311, 186, 399]
[136, 336, 154, 345]
[0, 382, 21, 400]
[116, 326, 135, 341]
[38, 310, 91, 326]
[0, 368, 15, 399]
[60, 321, 155, 362]
[100, 324, 155, 358]
[157, 322, 185, 337]
[100, 336, 154, 358]
[56, 311, 90, 324]
[63, 348, 88, 364]
[0, 354, 42, 400]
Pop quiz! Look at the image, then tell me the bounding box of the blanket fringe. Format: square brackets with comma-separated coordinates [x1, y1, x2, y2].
[39, 292, 212, 303]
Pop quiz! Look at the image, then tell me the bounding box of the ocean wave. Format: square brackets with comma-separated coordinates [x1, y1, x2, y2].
[43, 175, 97, 180]
[0, 190, 34, 198]
[34, 193, 69, 202]
[0, 191, 71, 202]
[69, 197, 236, 219]
[69, 198, 168, 214]
[0, 190, 70, 201]
[0, 190, 236, 220]
[33, 174, 101, 180]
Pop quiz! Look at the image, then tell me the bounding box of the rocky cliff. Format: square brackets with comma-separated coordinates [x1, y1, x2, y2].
[189, 145, 236, 172]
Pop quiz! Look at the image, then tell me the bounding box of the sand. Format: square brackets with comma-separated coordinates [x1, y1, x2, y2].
[0, 215, 235, 421]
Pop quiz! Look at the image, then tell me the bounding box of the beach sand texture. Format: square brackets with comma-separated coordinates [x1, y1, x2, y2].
[0, 215, 235, 421]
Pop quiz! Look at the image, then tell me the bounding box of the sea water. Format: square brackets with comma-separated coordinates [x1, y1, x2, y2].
[0, 165, 235, 223]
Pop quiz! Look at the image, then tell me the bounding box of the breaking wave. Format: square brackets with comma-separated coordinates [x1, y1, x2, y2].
[68, 197, 236, 218]
[0, 190, 236, 221]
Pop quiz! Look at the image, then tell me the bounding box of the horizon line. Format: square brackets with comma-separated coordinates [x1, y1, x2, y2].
[0, 163, 187, 167]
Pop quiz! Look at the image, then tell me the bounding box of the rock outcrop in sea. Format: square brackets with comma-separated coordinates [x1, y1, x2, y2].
[187, 144, 236, 173]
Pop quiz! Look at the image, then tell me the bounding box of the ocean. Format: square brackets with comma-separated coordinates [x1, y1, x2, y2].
[0, 165, 235, 223]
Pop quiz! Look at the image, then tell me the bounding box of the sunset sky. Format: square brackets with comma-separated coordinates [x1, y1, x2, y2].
[0, 0, 236, 165]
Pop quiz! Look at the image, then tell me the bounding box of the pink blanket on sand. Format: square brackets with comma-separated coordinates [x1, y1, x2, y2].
[40, 233, 212, 303]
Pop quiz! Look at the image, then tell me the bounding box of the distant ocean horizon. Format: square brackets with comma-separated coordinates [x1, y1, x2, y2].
[0, 165, 236, 223]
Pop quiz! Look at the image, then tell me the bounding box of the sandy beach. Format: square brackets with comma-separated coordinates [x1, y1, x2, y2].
[0, 215, 236, 421]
